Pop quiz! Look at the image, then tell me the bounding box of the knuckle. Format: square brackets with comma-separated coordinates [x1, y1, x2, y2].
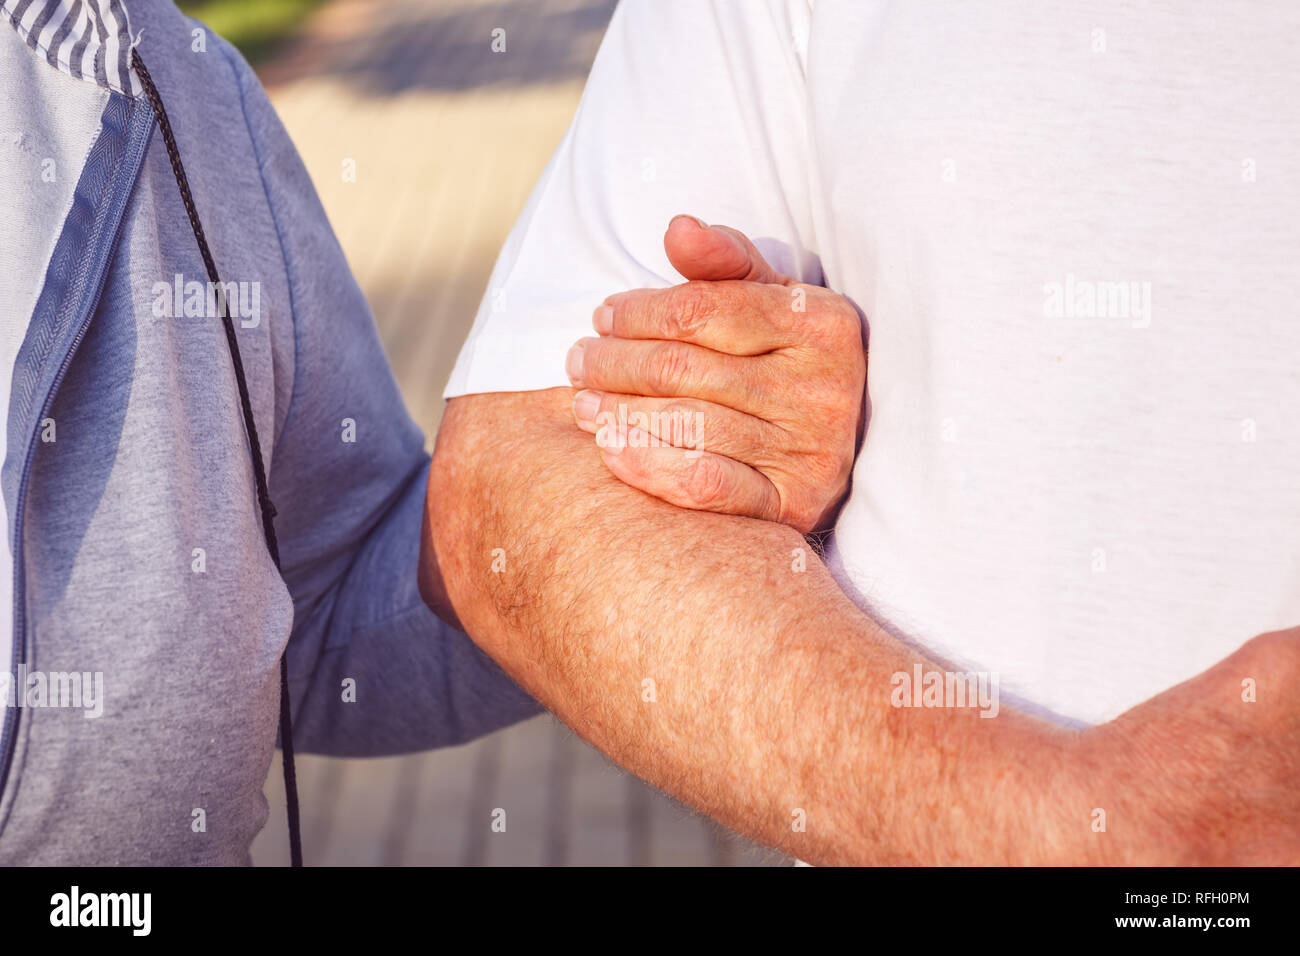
[763, 285, 802, 336]
[790, 293, 865, 391]
[684, 454, 731, 508]
[807, 287, 863, 340]
[645, 342, 693, 394]
[666, 283, 718, 338]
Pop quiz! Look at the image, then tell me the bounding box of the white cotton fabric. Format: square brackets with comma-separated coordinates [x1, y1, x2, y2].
[446, 0, 1300, 727]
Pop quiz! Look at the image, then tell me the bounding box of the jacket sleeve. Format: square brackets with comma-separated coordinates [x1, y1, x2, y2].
[225, 45, 541, 756]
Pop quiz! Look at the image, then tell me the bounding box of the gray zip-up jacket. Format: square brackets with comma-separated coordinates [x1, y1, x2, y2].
[0, 0, 538, 865]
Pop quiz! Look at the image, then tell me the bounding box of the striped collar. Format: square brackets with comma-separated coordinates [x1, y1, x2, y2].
[2, 0, 140, 96]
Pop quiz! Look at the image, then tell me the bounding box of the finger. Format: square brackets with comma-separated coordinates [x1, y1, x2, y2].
[597, 425, 781, 523]
[571, 388, 785, 465]
[594, 281, 807, 355]
[566, 335, 776, 412]
[663, 214, 793, 285]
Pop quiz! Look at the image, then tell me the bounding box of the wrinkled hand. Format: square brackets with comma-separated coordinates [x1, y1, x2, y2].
[565, 215, 866, 533]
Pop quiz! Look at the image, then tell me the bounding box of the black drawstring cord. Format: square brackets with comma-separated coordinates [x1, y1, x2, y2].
[131, 49, 303, 868]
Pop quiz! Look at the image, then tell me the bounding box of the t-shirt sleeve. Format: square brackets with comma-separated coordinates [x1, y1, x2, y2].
[445, 0, 821, 398]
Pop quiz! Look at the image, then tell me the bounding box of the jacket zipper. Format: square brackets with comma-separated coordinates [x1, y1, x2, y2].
[0, 282, 107, 810]
[0, 101, 154, 826]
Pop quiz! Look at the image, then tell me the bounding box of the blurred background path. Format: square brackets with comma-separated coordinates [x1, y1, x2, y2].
[187, 0, 787, 866]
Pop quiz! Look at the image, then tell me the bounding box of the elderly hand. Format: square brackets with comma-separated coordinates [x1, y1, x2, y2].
[565, 215, 866, 533]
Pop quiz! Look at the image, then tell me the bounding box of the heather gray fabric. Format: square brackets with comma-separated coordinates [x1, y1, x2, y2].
[0, 21, 108, 687]
[0, 0, 539, 865]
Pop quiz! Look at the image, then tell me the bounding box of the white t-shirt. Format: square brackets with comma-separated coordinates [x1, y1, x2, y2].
[446, 0, 1300, 727]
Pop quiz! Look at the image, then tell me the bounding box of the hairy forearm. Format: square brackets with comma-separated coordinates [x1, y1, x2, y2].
[422, 387, 1084, 864]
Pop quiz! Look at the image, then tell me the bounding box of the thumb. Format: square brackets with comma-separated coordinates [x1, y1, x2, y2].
[664, 214, 793, 285]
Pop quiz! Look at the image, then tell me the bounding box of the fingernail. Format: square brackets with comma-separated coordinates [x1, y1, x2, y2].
[572, 389, 600, 423]
[671, 213, 709, 231]
[592, 305, 614, 334]
[565, 341, 586, 384]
